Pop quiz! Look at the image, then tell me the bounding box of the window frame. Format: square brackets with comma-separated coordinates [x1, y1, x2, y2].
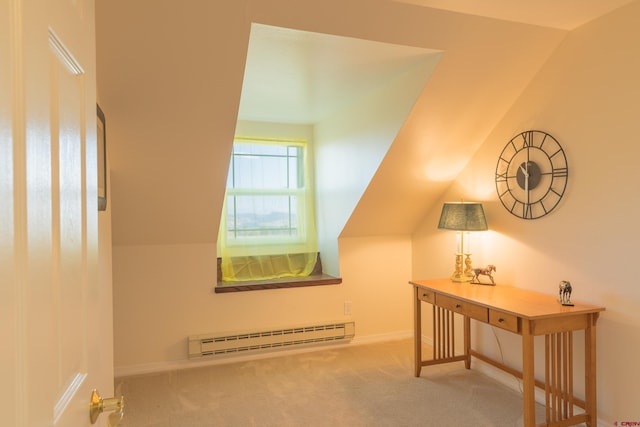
[222, 138, 310, 252]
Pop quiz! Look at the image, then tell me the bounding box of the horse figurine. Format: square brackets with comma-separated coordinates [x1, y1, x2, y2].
[559, 280, 574, 306]
[471, 265, 496, 285]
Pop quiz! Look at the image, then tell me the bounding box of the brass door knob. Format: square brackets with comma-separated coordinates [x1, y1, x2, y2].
[89, 389, 124, 426]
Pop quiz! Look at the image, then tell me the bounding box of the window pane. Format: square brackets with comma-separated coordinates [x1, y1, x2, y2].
[289, 156, 300, 188]
[230, 142, 305, 190]
[226, 197, 235, 230]
[227, 194, 299, 238]
[233, 155, 288, 189]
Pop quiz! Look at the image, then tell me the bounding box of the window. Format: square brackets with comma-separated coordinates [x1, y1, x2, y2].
[226, 140, 306, 245]
[218, 137, 318, 282]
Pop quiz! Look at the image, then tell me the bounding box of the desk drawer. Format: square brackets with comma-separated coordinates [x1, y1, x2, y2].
[489, 310, 519, 333]
[436, 294, 488, 322]
[417, 289, 435, 304]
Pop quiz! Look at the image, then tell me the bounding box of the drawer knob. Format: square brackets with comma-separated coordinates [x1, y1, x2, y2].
[455, 304, 461, 308]
[498, 318, 505, 323]
[423, 294, 428, 298]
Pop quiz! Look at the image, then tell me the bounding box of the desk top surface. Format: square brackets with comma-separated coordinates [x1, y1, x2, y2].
[410, 278, 605, 320]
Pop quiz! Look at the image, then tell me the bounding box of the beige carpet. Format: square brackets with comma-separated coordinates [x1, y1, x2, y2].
[114, 339, 546, 426]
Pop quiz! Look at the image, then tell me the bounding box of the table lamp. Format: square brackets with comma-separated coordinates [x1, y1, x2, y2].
[438, 202, 488, 282]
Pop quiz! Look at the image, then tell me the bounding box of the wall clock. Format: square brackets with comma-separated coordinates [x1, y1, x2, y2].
[495, 130, 568, 219]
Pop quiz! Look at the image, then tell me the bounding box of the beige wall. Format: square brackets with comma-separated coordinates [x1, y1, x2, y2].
[413, 1, 640, 423]
[112, 237, 412, 373]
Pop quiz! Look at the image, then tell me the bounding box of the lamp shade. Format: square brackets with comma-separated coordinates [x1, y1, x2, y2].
[438, 202, 488, 231]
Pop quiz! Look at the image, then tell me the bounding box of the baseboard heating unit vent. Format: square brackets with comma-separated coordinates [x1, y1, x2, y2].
[188, 321, 355, 359]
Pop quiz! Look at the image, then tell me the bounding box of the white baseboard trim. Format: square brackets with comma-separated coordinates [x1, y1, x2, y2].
[470, 357, 542, 404]
[114, 329, 413, 378]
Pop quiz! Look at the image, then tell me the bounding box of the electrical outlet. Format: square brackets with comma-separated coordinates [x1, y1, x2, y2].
[344, 301, 352, 316]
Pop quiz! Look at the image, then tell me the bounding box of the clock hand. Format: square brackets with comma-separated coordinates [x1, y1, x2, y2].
[519, 165, 529, 201]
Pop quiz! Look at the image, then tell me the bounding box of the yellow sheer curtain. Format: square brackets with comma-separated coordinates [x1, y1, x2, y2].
[217, 138, 318, 282]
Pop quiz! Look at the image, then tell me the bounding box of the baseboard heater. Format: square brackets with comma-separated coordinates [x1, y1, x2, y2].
[188, 321, 355, 359]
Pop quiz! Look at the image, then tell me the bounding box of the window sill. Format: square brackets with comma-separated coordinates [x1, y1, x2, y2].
[215, 274, 342, 293]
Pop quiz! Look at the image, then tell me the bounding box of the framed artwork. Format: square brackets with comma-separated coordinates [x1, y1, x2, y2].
[97, 104, 107, 211]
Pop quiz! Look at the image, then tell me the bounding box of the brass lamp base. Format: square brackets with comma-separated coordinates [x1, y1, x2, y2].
[451, 254, 473, 282]
[450, 254, 473, 282]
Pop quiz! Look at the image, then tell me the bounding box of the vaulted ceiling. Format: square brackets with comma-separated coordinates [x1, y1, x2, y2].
[239, 0, 636, 126]
[234, 0, 637, 239]
[394, 0, 636, 30]
[238, 24, 437, 125]
[96, 0, 638, 245]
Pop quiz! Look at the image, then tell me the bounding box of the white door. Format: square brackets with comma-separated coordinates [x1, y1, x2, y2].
[0, 0, 115, 426]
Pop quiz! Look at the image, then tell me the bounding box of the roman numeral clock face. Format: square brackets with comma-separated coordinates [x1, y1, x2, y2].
[495, 130, 568, 219]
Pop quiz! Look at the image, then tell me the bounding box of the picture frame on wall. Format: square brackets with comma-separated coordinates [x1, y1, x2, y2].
[97, 104, 107, 211]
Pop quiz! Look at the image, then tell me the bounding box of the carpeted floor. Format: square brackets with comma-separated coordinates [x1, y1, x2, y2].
[114, 339, 546, 426]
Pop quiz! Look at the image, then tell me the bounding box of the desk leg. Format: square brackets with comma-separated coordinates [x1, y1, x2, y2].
[585, 314, 598, 426]
[522, 319, 536, 427]
[414, 286, 422, 377]
[464, 315, 471, 369]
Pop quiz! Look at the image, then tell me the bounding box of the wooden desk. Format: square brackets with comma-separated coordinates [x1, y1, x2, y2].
[410, 279, 605, 427]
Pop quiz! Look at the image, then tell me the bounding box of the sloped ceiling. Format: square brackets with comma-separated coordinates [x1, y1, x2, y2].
[341, 0, 637, 236]
[239, 1, 637, 126]
[96, 0, 637, 245]
[238, 24, 437, 124]
[236, 1, 637, 239]
[394, 0, 637, 30]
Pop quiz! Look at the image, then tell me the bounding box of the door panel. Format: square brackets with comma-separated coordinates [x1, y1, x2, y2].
[50, 28, 91, 425]
[1, 0, 112, 425]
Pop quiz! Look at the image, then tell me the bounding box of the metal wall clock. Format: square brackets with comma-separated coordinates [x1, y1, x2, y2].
[495, 130, 568, 219]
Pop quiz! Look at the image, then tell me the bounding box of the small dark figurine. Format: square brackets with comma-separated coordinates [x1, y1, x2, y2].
[471, 265, 496, 285]
[559, 280, 574, 306]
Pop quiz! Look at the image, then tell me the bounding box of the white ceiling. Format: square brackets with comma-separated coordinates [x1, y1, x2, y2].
[394, 0, 637, 30]
[237, 24, 438, 124]
[238, 1, 637, 125]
